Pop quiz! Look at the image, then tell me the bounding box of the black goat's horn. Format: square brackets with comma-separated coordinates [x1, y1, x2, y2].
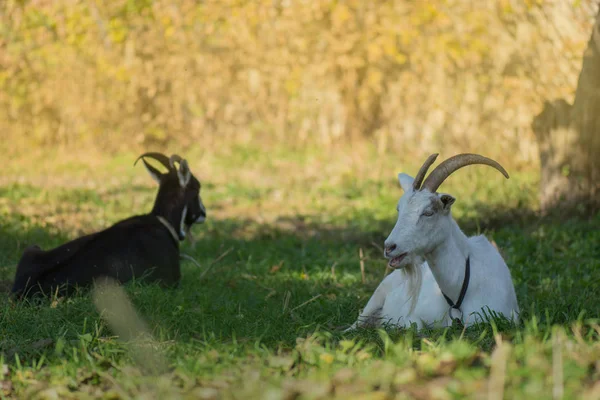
[134, 152, 172, 171]
[169, 154, 184, 169]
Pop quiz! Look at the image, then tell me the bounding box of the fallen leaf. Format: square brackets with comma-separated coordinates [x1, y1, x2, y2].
[269, 262, 283, 273]
[344, 391, 389, 400]
[0, 380, 12, 397]
[333, 368, 355, 384]
[319, 353, 334, 364]
[268, 356, 295, 371]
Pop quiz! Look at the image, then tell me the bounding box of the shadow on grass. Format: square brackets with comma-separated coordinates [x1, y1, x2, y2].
[0, 202, 598, 360]
[459, 201, 599, 233]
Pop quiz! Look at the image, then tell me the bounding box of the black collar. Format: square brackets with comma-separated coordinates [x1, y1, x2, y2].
[442, 255, 470, 311]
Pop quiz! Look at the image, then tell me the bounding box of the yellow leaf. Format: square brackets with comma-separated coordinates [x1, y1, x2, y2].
[331, 3, 352, 30]
[319, 353, 334, 364]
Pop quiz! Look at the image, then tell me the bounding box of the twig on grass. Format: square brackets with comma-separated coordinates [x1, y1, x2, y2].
[290, 294, 323, 313]
[282, 291, 291, 313]
[371, 241, 383, 253]
[553, 329, 564, 400]
[359, 248, 366, 284]
[92, 278, 168, 375]
[488, 334, 510, 400]
[331, 261, 338, 281]
[180, 253, 202, 268]
[199, 247, 234, 279]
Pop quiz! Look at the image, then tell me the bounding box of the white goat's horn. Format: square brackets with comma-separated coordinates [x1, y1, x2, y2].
[421, 153, 509, 193]
[412, 153, 439, 191]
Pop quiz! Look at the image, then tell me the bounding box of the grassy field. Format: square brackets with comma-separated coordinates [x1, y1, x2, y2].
[1, 145, 599, 399]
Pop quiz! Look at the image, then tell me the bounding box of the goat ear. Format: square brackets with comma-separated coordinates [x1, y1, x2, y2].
[398, 173, 415, 193]
[177, 159, 192, 187]
[438, 193, 456, 210]
[140, 159, 163, 184]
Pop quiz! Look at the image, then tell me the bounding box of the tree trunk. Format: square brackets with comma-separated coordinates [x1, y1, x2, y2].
[532, 11, 600, 213]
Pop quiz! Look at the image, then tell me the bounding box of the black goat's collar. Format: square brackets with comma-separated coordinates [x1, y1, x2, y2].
[157, 216, 180, 245]
[442, 255, 470, 320]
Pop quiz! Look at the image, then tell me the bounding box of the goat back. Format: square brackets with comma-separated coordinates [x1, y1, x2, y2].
[11, 215, 181, 298]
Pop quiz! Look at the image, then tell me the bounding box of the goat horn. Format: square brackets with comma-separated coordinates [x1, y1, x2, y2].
[421, 153, 509, 193]
[134, 152, 172, 170]
[169, 154, 183, 169]
[412, 153, 439, 191]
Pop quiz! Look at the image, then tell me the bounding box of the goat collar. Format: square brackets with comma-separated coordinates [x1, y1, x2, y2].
[157, 216, 180, 245]
[442, 255, 470, 321]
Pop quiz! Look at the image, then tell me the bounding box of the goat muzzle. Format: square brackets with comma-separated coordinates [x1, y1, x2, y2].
[388, 253, 408, 268]
[384, 244, 397, 257]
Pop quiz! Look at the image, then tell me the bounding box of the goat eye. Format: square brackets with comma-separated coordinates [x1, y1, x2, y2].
[422, 210, 434, 217]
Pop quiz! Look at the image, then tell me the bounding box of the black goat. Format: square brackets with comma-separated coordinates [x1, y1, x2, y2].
[11, 153, 206, 299]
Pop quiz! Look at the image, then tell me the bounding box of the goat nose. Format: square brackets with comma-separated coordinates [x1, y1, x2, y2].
[385, 244, 397, 255]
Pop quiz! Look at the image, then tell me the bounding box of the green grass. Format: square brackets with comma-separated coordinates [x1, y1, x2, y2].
[1, 145, 599, 399]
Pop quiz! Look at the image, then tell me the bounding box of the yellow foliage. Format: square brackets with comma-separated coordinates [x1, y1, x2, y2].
[0, 0, 595, 163]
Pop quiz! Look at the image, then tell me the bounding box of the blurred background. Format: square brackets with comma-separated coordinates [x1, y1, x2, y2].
[2, 3, 600, 397]
[1, 0, 599, 210]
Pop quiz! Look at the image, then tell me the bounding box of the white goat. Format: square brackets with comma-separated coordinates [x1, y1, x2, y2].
[348, 154, 520, 330]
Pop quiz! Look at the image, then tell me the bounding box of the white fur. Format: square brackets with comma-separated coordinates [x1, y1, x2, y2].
[348, 173, 519, 331]
[180, 205, 188, 238]
[177, 160, 191, 187]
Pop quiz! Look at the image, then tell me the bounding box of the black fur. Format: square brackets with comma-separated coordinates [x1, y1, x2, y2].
[11, 153, 205, 299]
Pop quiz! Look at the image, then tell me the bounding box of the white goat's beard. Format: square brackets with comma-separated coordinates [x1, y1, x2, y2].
[402, 262, 423, 314]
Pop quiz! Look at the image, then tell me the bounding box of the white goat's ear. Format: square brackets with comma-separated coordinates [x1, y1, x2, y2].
[438, 193, 456, 210]
[177, 159, 192, 187]
[398, 173, 415, 193]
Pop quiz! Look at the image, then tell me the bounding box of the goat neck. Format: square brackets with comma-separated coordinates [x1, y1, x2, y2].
[150, 180, 188, 242]
[424, 218, 470, 305]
